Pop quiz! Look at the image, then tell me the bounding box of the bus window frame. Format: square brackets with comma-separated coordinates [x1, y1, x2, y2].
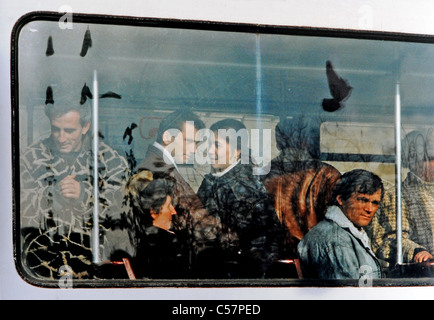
[11, 11, 434, 288]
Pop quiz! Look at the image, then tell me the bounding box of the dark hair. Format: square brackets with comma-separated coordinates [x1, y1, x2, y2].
[209, 118, 248, 151]
[125, 170, 175, 227]
[125, 170, 176, 251]
[330, 169, 384, 205]
[156, 109, 205, 144]
[45, 96, 91, 127]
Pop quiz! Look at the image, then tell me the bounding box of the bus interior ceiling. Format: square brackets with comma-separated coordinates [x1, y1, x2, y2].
[17, 20, 434, 189]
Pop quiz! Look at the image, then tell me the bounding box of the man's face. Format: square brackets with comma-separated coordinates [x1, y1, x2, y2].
[208, 134, 239, 171]
[50, 111, 90, 154]
[170, 121, 198, 164]
[337, 189, 382, 228]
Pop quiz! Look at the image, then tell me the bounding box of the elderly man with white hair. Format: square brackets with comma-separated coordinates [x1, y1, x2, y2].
[369, 129, 434, 266]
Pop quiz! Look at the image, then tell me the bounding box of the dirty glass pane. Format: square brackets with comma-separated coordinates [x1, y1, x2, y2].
[14, 16, 434, 287]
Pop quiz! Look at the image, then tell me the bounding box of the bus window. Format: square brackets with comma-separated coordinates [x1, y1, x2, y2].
[12, 13, 434, 287]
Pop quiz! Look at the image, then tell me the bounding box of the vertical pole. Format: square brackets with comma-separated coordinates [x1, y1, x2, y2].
[395, 82, 403, 265]
[253, 35, 263, 175]
[92, 70, 100, 264]
[255, 34, 262, 115]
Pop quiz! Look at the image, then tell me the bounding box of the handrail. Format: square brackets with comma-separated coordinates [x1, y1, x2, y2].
[395, 82, 403, 265]
[92, 70, 100, 264]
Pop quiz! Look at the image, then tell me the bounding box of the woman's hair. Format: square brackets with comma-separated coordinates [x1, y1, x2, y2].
[125, 170, 175, 233]
[330, 169, 384, 205]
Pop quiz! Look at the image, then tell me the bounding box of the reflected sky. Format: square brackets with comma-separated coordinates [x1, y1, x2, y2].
[17, 19, 434, 159]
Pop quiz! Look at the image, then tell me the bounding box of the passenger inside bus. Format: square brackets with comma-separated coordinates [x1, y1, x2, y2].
[20, 93, 132, 280]
[368, 129, 434, 270]
[125, 169, 191, 279]
[196, 118, 284, 278]
[131, 110, 226, 277]
[298, 169, 384, 279]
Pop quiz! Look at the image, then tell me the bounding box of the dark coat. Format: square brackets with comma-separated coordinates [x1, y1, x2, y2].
[136, 144, 221, 273]
[197, 162, 284, 278]
[134, 226, 190, 279]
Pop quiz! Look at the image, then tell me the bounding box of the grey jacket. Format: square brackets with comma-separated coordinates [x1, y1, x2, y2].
[297, 206, 382, 280]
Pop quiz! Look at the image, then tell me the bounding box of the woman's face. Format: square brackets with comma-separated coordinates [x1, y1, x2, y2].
[151, 196, 176, 231]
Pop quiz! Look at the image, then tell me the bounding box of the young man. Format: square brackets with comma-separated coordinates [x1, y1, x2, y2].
[297, 169, 384, 280]
[197, 119, 284, 278]
[20, 97, 131, 279]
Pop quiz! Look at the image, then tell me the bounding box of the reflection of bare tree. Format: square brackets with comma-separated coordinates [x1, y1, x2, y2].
[275, 114, 321, 159]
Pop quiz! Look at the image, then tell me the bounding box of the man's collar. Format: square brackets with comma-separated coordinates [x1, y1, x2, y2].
[325, 206, 371, 249]
[153, 141, 178, 170]
[212, 159, 241, 178]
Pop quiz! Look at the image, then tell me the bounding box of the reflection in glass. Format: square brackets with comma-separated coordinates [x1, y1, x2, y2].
[15, 18, 434, 284]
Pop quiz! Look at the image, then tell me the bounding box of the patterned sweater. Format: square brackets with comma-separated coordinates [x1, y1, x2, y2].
[368, 172, 434, 264]
[20, 135, 131, 279]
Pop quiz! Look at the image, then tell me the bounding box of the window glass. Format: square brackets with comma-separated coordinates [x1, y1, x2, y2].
[14, 15, 434, 287]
